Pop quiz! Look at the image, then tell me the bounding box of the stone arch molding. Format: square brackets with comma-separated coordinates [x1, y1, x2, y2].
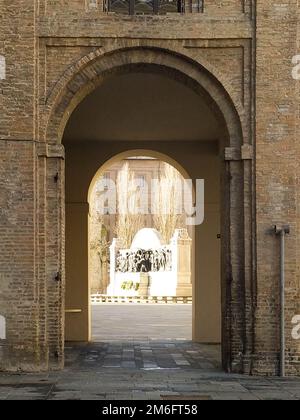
[45, 44, 245, 147]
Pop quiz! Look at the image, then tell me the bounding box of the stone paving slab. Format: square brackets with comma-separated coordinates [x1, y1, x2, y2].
[1, 340, 300, 400]
[63, 340, 222, 372]
[0, 304, 299, 400]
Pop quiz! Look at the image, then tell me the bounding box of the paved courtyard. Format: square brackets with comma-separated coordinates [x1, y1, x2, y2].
[1, 304, 300, 400]
[92, 303, 193, 342]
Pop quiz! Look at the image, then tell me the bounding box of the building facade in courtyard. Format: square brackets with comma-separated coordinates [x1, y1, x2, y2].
[1, 0, 300, 376]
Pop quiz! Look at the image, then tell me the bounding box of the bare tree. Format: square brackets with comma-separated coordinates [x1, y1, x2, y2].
[115, 163, 144, 248]
[153, 163, 185, 244]
[90, 222, 110, 264]
[89, 208, 110, 293]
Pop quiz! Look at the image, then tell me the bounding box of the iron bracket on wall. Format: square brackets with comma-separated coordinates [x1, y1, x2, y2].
[54, 272, 62, 282]
[54, 172, 59, 183]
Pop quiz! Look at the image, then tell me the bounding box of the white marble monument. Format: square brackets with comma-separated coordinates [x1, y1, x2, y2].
[108, 228, 192, 297]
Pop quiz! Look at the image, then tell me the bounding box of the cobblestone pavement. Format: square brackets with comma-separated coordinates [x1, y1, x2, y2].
[1, 305, 300, 400]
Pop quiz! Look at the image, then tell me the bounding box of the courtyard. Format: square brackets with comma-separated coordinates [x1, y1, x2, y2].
[91, 303, 193, 342]
[1, 304, 300, 400]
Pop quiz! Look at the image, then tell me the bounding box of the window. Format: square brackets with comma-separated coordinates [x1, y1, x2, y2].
[108, 0, 131, 14]
[103, 173, 110, 191]
[137, 174, 146, 188]
[86, 0, 98, 9]
[105, 0, 203, 14]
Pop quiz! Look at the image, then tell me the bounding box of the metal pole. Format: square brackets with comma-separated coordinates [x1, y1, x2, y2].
[280, 229, 285, 378]
[274, 225, 289, 377]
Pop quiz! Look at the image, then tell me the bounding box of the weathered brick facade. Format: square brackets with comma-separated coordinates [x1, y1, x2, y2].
[0, 1, 300, 375]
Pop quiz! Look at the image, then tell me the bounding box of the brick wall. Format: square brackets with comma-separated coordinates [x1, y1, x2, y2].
[255, 0, 300, 375]
[0, 0, 300, 375]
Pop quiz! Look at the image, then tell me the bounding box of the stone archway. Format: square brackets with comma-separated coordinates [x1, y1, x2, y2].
[42, 45, 254, 374]
[45, 45, 245, 146]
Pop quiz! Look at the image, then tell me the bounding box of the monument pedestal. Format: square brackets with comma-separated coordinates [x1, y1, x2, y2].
[139, 273, 150, 296]
[176, 276, 192, 296]
[172, 229, 192, 297]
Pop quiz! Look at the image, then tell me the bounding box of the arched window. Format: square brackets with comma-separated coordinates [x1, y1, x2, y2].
[105, 0, 203, 15]
[0, 315, 6, 340]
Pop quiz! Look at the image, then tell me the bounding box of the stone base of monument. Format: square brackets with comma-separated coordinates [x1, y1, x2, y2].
[139, 273, 150, 296]
[176, 285, 192, 297]
[176, 273, 192, 297]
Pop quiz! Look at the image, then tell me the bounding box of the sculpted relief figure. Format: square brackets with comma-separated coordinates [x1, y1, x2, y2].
[115, 248, 172, 273]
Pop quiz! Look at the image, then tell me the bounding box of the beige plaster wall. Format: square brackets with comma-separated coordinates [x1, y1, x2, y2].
[65, 202, 91, 341]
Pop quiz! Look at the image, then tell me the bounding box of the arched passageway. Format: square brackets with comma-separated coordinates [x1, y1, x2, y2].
[63, 70, 222, 346]
[88, 151, 195, 342]
[46, 46, 249, 372]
